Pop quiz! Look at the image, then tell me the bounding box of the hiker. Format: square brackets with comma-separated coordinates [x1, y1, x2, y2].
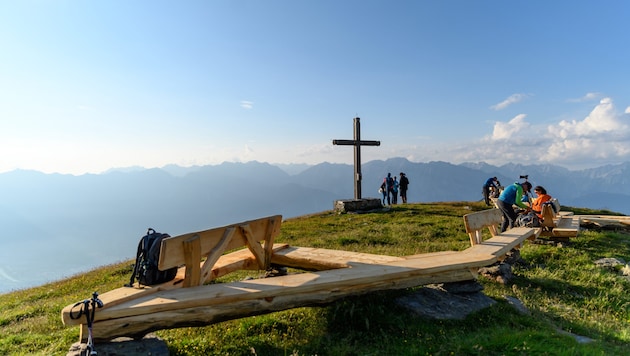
[392, 177, 399, 204]
[385, 173, 395, 205]
[399, 172, 409, 203]
[482, 177, 499, 206]
[531, 186, 552, 220]
[379, 180, 387, 204]
[496, 181, 532, 232]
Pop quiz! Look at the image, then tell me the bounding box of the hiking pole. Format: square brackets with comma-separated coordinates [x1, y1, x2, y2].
[69, 292, 104, 356]
[86, 292, 103, 355]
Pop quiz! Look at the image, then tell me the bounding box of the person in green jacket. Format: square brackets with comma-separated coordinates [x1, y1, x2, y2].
[497, 181, 532, 232]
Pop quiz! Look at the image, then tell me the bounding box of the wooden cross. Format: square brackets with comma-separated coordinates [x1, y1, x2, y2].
[332, 117, 381, 199]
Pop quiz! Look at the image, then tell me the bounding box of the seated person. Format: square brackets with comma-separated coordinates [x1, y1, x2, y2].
[531, 186, 552, 219]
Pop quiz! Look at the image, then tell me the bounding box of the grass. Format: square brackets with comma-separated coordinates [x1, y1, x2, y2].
[1, 202, 629, 355]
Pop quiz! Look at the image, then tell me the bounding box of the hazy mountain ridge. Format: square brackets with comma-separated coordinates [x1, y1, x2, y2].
[1, 159, 628, 293]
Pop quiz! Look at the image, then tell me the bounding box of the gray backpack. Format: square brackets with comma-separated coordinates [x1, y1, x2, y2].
[516, 212, 540, 228]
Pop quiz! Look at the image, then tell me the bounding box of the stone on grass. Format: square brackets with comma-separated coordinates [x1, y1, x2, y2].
[67, 333, 169, 356]
[396, 282, 496, 320]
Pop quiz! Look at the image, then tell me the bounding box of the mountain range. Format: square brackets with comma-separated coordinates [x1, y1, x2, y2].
[1, 158, 628, 293]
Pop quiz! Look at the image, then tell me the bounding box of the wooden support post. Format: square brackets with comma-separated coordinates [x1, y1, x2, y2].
[241, 223, 267, 270]
[263, 216, 279, 269]
[183, 235, 201, 288]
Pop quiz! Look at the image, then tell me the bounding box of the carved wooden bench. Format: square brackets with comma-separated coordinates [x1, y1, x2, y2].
[464, 209, 536, 249]
[61, 210, 538, 343]
[462, 208, 536, 256]
[61, 215, 282, 340]
[539, 204, 580, 239]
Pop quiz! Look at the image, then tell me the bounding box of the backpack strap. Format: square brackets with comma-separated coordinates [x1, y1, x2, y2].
[126, 238, 143, 287]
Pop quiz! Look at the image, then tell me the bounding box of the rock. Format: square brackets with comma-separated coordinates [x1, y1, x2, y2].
[504, 296, 530, 315]
[264, 266, 288, 277]
[502, 249, 522, 265]
[478, 263, 513, 284]
[333, 199, 383, 213]
[439, 281, 484, 294]
[555, 328, 595, 344]
[396, 283, 496, 320]
[594, 257, 625, 268]
[67, 333, 169, 356]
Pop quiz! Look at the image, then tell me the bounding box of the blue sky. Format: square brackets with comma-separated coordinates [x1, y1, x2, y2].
[1, 1, 629, 174]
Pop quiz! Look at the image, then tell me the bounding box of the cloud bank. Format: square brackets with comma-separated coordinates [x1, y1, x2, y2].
[457, 97, 630, 169]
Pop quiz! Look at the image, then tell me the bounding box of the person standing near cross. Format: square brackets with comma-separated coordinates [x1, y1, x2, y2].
[332, 117, 380, 200]
[399, 172, 409, 203]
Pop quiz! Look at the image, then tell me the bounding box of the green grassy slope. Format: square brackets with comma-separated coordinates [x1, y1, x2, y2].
[1, 202, 629, 355]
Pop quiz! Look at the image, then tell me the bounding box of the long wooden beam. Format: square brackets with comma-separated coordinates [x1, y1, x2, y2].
[85, 260, 489, 341]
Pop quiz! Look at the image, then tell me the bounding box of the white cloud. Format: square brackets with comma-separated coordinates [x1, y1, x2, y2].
[297, 143, 336, 159]
[566, 92, 601, 103]
[539, 97, 630, 164]
[240, 101, 254, 109]
[436, 97, 630, 169]
[625, 106, 630, 114]
[490, 94, 528, 111]
[230, 144, 255, 163]
[551, 98, 626, 139]
[489, 114, 530, 140]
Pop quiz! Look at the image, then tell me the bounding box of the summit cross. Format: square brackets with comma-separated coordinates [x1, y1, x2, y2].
[332, 117, 381, 200]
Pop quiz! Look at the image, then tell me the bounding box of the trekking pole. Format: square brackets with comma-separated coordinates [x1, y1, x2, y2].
[87, 292, 103, 355]
[69, 292, 104, 356]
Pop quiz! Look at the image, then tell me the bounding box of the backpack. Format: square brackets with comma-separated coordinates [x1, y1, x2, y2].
[386, 177, 394, 190]
[515, 212, 540, 228]
[542, 199, 560, 214]
[127, 228, 177, 287]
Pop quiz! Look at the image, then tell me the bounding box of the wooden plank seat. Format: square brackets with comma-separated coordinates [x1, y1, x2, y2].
[539, 204, 580, 238]
[61, 211, 539, 342]
[578, 215, 630, 228]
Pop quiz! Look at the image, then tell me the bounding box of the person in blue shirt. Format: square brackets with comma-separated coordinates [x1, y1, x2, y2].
[497, 181, 532, 232]
[482, 177, 499, 206]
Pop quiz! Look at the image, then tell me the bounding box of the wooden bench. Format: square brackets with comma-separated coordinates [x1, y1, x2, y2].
[463, 208, 536, 249]
[61, 215, 282, 337]
[157, 214, 282, 288]
[61, 211, 538, 343]
[578, 215, 630, 229]
[539, 204, 580, 239]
